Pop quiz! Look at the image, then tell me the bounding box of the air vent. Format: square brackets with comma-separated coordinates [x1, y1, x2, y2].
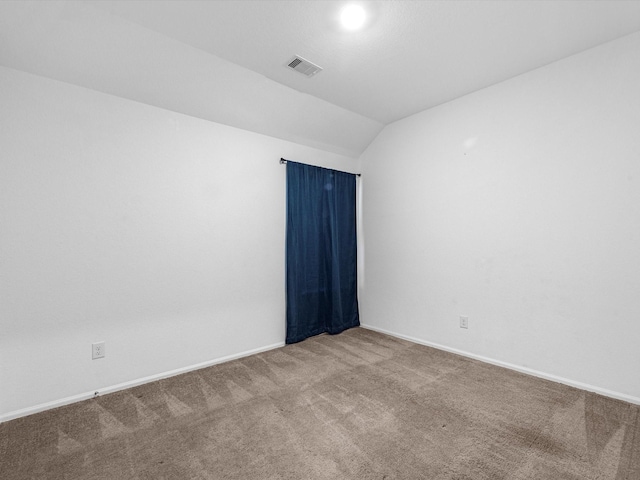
[286, 55, 322, 77]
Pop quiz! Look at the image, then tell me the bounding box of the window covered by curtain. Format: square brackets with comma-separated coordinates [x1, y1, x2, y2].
[286, 161, 360, 344]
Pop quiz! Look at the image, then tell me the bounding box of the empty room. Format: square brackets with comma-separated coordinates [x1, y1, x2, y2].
[1, 1, 639, 478]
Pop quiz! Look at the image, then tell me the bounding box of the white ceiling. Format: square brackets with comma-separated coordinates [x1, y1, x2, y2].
[2, 1, 640, 157]
[89, 0, 640, 124]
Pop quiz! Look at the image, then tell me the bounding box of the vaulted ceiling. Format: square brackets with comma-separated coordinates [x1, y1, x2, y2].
[2, 1, 640, 158]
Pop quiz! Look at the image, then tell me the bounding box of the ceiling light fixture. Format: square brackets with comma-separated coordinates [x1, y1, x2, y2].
[340, 4, 366, 31]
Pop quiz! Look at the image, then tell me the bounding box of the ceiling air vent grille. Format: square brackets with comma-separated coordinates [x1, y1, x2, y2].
[286, 55, 322, 77]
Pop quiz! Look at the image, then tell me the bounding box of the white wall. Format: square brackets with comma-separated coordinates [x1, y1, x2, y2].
[360, 32, 640, 402]
[0, 66, 360, 419]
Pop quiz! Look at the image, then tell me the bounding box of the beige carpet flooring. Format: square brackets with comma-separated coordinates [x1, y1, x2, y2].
[1, 327, 639, 479]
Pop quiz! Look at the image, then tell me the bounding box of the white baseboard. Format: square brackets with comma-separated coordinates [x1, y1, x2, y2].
[5, 326, 638, 423]
[0, 341, 285, 424]
[361, 324, 640, 406]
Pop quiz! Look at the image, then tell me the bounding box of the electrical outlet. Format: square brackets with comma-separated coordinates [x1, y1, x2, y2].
[459, 316, 468, 329]
[92, 342, 106, 359]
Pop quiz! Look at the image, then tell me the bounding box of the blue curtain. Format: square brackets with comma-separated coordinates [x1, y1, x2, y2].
[286, 161, 360, 344]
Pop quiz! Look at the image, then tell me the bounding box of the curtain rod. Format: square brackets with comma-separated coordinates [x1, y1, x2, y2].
[280, 158, 361, 177]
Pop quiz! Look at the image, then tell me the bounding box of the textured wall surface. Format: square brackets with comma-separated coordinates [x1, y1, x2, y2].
[0, 65, 359, 418]
[360, 32, 640, 401]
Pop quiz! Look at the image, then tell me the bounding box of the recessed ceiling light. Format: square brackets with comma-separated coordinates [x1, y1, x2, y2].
[340, 4, 366, 30]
